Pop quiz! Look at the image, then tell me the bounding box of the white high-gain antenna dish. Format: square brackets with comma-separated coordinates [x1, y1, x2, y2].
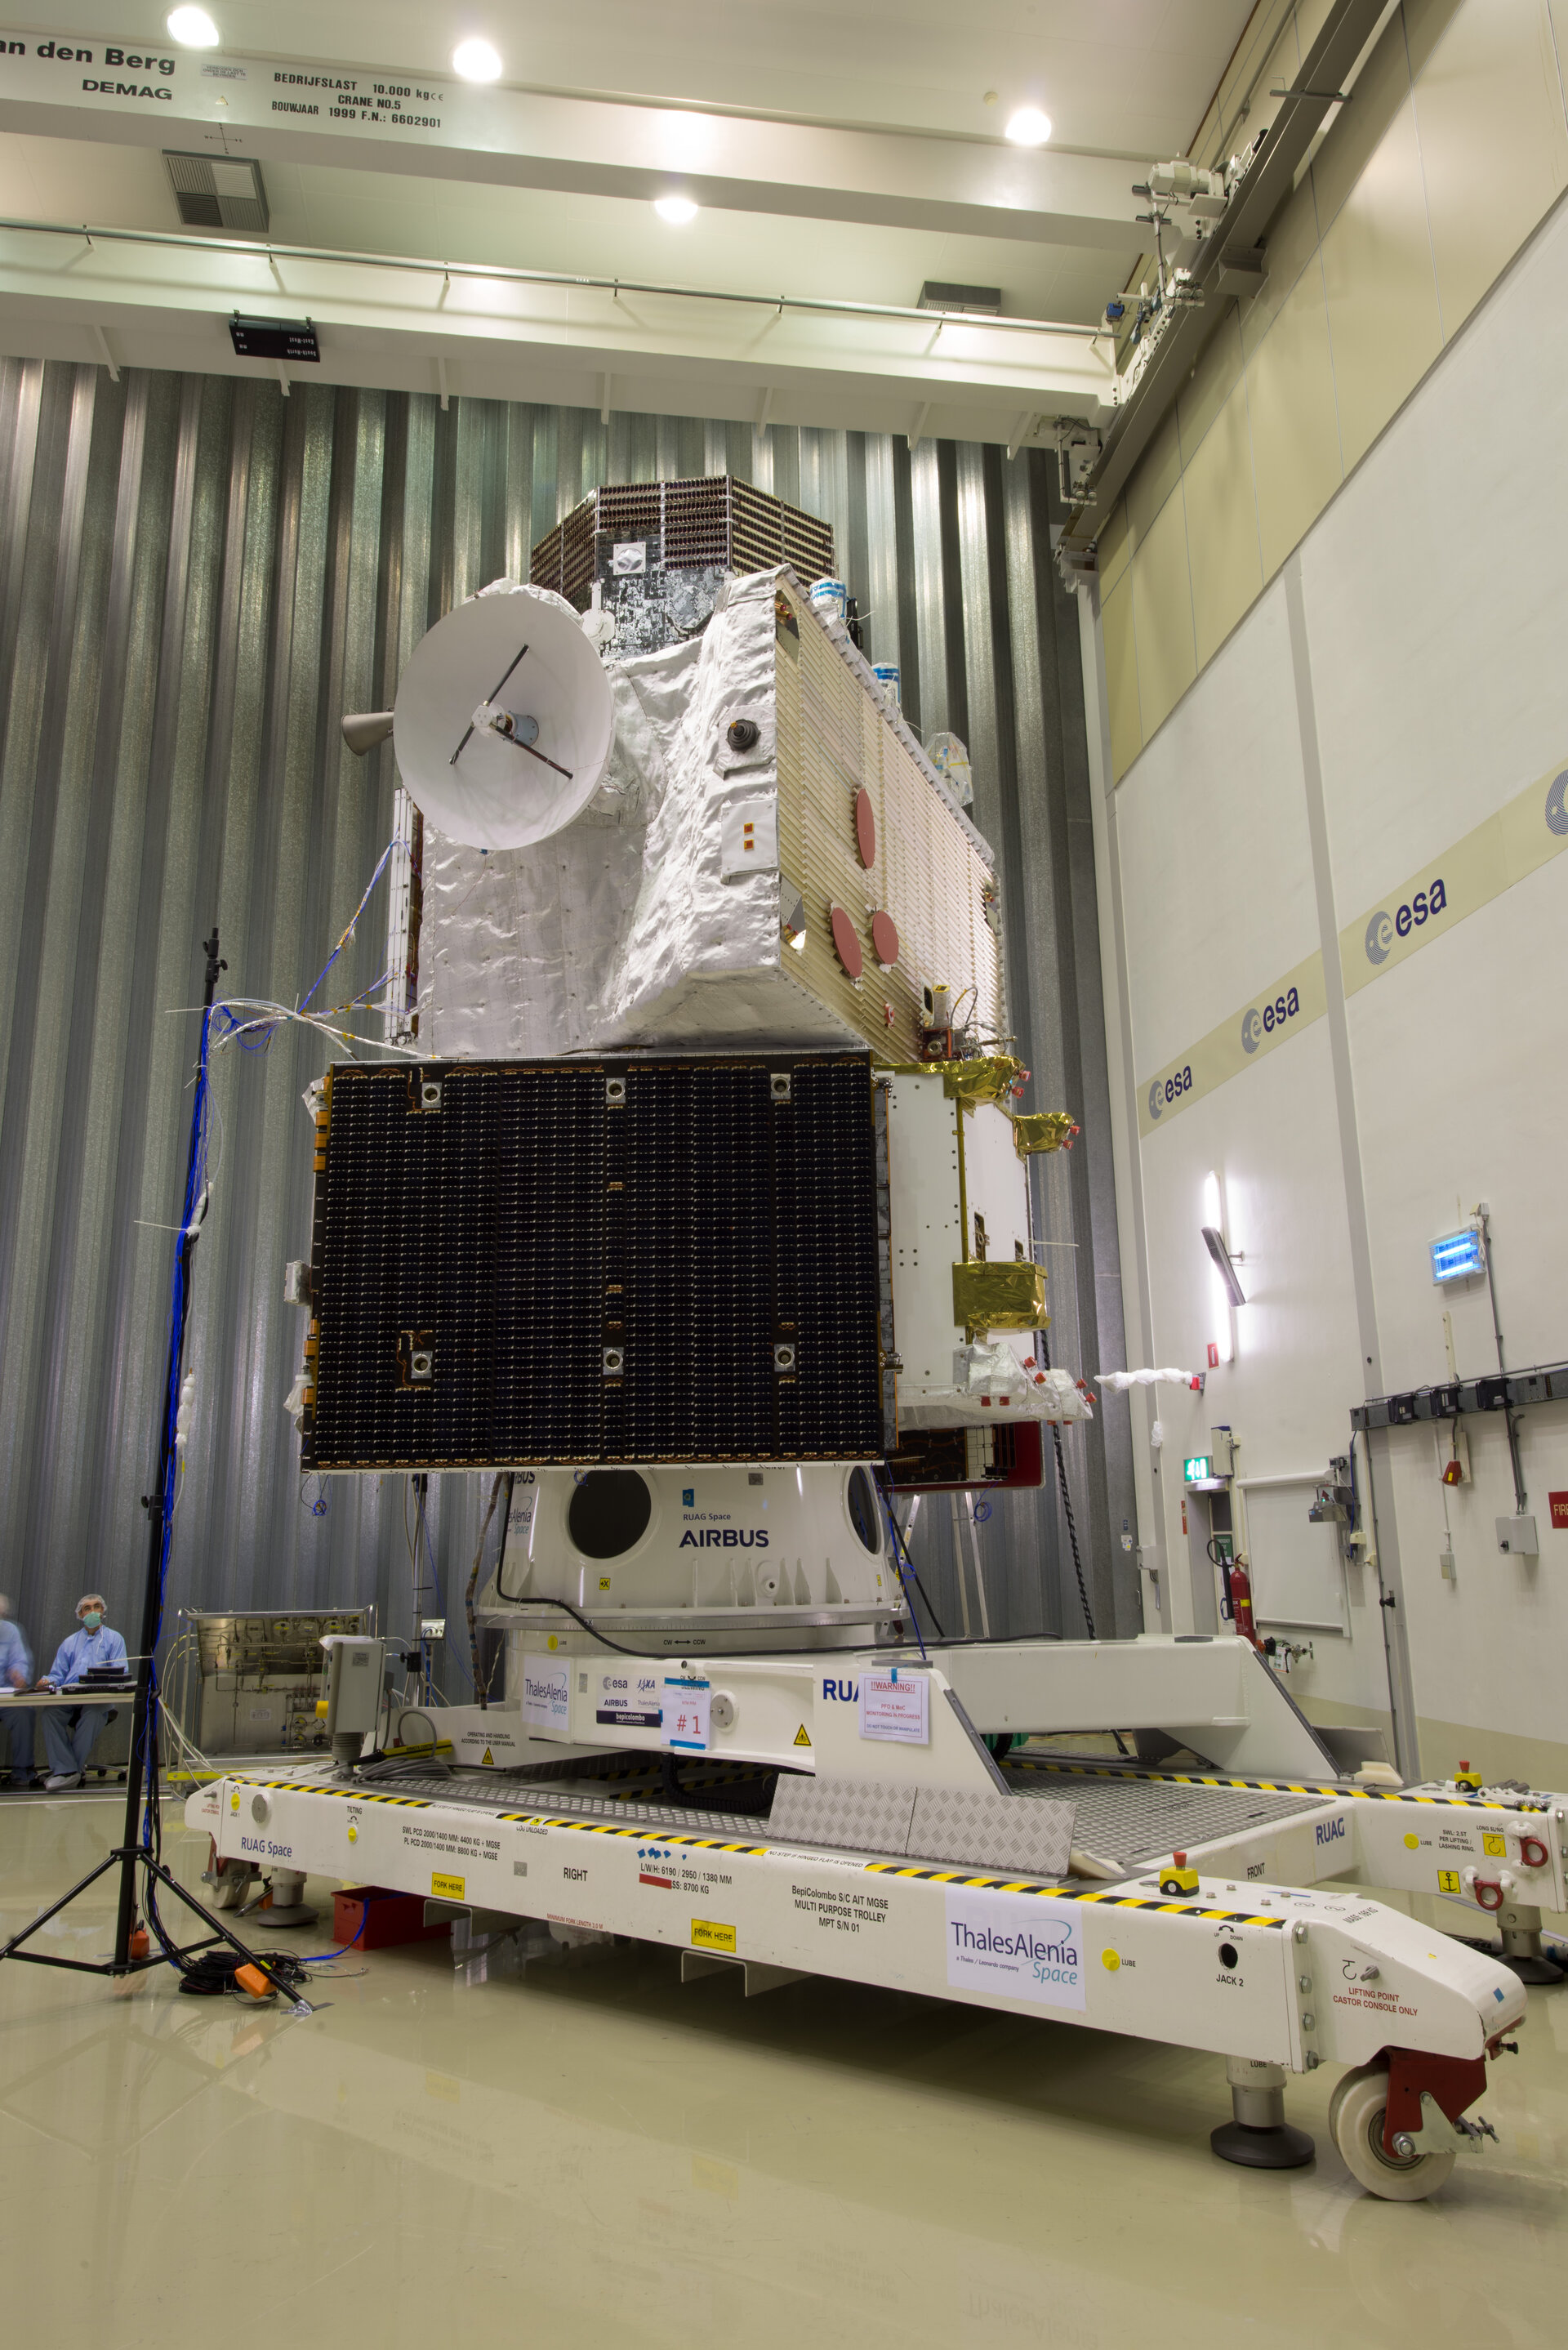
[389, 586, 613, 849]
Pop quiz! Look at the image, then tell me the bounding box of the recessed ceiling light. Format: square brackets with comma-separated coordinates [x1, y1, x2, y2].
[1004, 105, 1052, 145]
[452, 37, 503, 82]
[167, 6, 220, 44]
[653, 195, 699, 225]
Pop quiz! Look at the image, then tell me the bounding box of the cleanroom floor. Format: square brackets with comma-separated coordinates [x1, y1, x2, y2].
[2, 1792, 1563, 2348]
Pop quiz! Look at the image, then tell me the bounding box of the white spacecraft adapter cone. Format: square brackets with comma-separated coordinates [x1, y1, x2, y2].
[392, 586, 614, 849]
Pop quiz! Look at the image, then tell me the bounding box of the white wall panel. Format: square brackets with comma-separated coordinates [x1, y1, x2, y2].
[1348, 867, 1568, 1385]
[1141, 1026, 1361, 1477]
[1105, 185, 1568, 1778]
[1302, 199, 1568, 906]
[1116, 582, 1318, 1077]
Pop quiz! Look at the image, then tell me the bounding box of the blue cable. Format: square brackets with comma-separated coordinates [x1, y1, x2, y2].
[296, 837, 398, 1019]
[297, 1911, 368, 1964]
[873, 1470, 929, 1659]
[143, 1000, 212, 1859]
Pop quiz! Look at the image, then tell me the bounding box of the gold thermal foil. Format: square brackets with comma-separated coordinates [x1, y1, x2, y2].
[1012, 1111, 1076, 1157]
[951, 1258, 1048, 1333]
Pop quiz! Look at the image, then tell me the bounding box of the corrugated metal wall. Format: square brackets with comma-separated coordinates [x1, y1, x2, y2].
[0, 355, 1132, 1679]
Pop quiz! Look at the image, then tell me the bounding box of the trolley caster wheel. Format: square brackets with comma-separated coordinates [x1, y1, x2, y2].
[203, 1857, 255, 1911]
[1328, 2063, 1456, 2201]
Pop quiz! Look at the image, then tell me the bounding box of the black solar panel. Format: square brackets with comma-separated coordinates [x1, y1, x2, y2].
[302, 1054, 884, 1469]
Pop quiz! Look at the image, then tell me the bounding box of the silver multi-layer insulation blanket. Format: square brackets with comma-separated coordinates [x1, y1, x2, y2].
[417, 571, 795, 1058]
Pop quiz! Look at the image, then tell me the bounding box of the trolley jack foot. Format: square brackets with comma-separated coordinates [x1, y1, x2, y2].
[1497, 1916, 1565, 1987]
[1210, 2057, 1315, 2171]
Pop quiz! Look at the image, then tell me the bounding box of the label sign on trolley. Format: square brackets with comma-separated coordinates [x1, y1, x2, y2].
[858, 1667, 929, 1745]
[945, 1890, 1087, 2011]
[521, 1652, 571, 1731]
[662, 1674, 711, 1752]
[596, 1670, 664, 1729]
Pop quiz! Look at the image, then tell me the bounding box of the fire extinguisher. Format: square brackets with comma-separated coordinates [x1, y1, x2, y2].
[1225, 1556, 1262, 1650]
[1214, 1539, 1262, 1650]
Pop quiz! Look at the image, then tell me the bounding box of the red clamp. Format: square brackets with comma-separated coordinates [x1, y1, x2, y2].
[1518, 1835, 1549, 1871]
[1472, 1878, 1505, 1913]
[1380, 2048, 1488, 2158]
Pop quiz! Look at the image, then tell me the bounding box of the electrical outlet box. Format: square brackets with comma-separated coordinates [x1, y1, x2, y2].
[321, 1634, 385, 1738]
[420, 1616, 447, 1642]
[1495, 1514, 1538, 1558]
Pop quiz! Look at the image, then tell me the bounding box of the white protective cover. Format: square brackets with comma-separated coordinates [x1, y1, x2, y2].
[417, 629, 695, 1057]
[598, 568, 786, 1042]
[420, 570, 838, 1056]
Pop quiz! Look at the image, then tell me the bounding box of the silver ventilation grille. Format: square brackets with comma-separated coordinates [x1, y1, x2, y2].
[163, 150, 269, 234]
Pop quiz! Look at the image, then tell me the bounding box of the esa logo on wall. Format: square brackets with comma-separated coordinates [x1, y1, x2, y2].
[1148, 1064, 1192, 1121]
[1240, 986, 1301, 1054]
[1364, 878, 1446, 965]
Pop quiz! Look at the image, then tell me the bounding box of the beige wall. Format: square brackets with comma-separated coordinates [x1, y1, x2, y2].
[1099, 0, 1568, 781]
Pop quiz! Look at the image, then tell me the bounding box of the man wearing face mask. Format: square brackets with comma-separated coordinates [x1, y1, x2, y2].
[36, 1594, 128, 1790]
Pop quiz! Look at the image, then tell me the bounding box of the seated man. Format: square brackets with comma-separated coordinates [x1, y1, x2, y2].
[0, 1594, 37, 1786]
[36, 1593, 128, 1790]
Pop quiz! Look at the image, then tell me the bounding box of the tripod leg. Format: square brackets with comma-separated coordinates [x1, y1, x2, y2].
[0, 1848, 125, 1960]
[141, 1855, 314, 2009]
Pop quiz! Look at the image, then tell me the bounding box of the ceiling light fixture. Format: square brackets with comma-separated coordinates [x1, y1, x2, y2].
[166, 6, 220, 44]
[1004, 105, 1052, 146]
[452, 37, 503, 82]
[653, 195, 699, 225]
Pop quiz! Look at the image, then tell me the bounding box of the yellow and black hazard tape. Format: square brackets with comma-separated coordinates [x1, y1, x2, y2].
[229, 1777, 1286, 1915]
[497, 1814, 768, 1854]
[239, 1778, 434, 1808]
[1004, 1758, 1551, 1813]
[863, 1861, 1288, 1924]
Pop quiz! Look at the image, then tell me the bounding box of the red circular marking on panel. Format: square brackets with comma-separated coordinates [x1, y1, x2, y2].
[854, 787, 876, 869]
[829, 904, 864, 979]
[871, 909, 900, 967]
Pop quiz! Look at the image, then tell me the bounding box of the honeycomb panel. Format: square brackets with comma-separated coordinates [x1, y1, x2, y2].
[529, 477, 835, 614]
[775, 601, 1006, 1061]
[304, 1054, 883, 1470]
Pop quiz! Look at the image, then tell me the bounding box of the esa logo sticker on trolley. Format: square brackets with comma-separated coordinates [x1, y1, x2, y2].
[945, 1891, 1086, 2011]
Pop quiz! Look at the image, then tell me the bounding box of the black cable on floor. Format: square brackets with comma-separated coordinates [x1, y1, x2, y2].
[176, 1948, 310, 1999]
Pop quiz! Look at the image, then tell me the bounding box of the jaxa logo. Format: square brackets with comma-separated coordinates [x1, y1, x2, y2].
[679, 1528, 769, 1548]
[1364, 878, 1447, 965]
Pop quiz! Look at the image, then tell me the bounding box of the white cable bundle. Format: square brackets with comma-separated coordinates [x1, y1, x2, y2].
[174, 1373, 196, 1456]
